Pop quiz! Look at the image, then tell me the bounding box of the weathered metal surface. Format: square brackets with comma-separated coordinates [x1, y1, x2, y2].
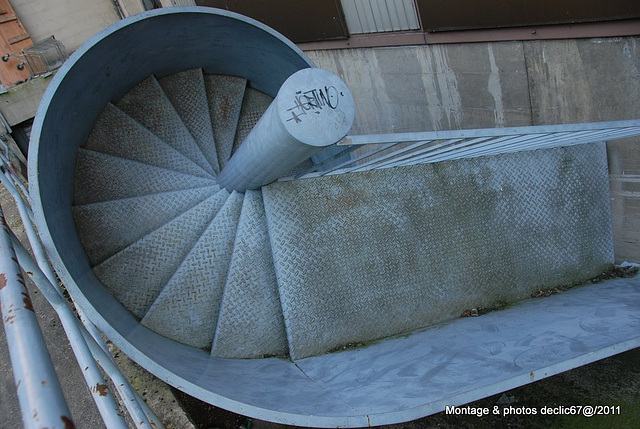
[116, 76, 216, 177]
[85, 103, 211, 178]
[218, 68, 355, 192]
[264, 143, 613, 359]
[5, 219, 131, 429]
[295, 275, 640, 426]
[204, 74, 247, 170]
[212, 190, 287, 358]
[158, 68, 221, 174]
[73, 186, 218, 266]
[30, 9, 314, 332]
[292, 119, 640, 179]
[231, 88, 273, 155]
[73, 149, 216, 205]
[93, 191, 229, 318]
[0, 206, 74, 429]
[142, 191, 243, 348]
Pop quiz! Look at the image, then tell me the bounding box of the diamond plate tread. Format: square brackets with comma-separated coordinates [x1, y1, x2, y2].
[211, 190, 288, 359]
[74, 149, 216, 205]
[93, 190, 230, 318]
[141, 191, 244, 348]
[73, 186, 218, 266]
[204, 74, 246, 170]
[158, 69, 221, 174]
[116, 76, 216, 177]
[84, 103, 211, 178]
[262, 143, 614, 359]
[231, 88, 273, 155]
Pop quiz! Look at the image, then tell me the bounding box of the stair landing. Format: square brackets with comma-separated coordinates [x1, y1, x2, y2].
[294, 273, 640, 426]
[263, 143, 613, 359]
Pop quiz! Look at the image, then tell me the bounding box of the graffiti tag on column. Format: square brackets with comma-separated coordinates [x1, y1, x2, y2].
[286, 86, 342, 124]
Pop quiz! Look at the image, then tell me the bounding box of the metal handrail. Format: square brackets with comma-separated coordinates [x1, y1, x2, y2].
[0, 154, 164, 428]
[0, 206, 72, 429]
[8, 233, 153, 429]
[342, 119, 640, 145]
[286, 119, 640, 180]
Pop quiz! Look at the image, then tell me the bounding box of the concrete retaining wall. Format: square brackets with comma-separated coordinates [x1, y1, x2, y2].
[306, 36, 640, 263]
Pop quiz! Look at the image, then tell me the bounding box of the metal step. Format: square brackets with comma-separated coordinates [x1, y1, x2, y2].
[158, 69, 221, 174]
[84, 103, 211, 178]
[231, 88, 273, 155]
[263, 143, 614, 359]
[141, 191, 243, 348]
[212, 190, 287, 359]
[92, 190, 230, 318]
[74, 149, 216, 205]
[204, 74, 246, 169]
[73, 186, 218, 266]
[116, 76, 216, 177]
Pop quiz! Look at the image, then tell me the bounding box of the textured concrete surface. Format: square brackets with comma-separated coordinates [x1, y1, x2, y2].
[524, 38, 640, 124]
[306, 42, 532, 135]
[10, 0, 120, 53]
[523, 38, 640, 264]
[0, 74, 54, 126]
[306, 36, 640, 263]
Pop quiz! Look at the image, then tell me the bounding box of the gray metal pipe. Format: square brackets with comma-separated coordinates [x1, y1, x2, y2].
[217, 68, 354, 192]
[0, 166, 154, 428]
[0, 206, 73, 429]
[6, 224, 132, 429]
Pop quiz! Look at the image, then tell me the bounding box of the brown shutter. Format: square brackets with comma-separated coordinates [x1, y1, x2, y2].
[417, 0, 640, 32]
[195, 0, 349, 43]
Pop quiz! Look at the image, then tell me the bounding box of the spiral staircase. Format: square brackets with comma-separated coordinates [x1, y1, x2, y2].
[28, 7, 640, 427]
[73, 69, 290, 358]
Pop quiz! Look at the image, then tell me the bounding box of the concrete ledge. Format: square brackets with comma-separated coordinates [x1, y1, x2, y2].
[0, 74, 54, 126]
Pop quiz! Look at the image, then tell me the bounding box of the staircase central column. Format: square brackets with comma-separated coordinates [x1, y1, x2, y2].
[217, 68, 354, 192]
